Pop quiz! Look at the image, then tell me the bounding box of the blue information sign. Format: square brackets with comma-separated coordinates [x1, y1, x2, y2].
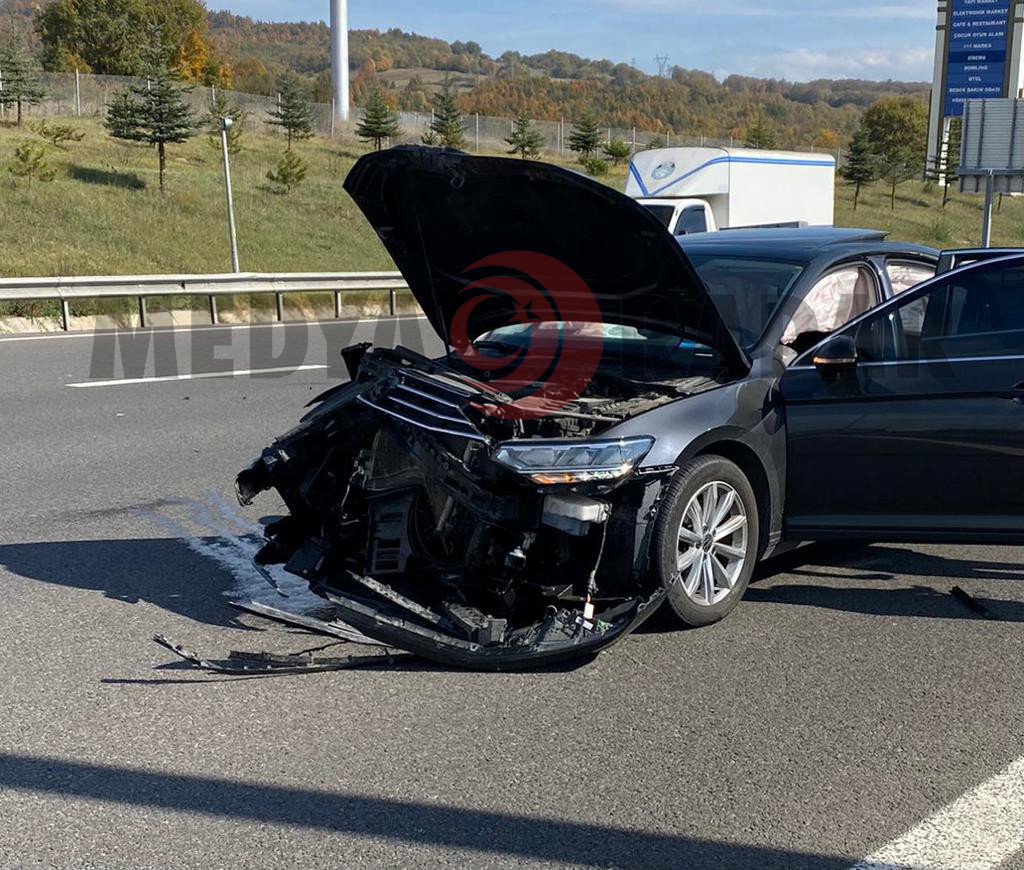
[944, 0, 1013, 116]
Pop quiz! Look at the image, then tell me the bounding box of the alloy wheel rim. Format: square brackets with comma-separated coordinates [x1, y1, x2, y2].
[676, 480, 748, 607]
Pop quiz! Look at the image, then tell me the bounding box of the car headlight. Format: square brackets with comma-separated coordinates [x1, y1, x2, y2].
[493, 436, 654, 485]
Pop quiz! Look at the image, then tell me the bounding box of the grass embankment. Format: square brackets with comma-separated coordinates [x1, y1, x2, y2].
[0, 118, 393, 278]
[835, 177, 1024, 249]
[2, 113, 1022, 325]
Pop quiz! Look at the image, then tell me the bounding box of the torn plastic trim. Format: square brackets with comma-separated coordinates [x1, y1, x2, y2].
[153, 635, 406, 676]
[320, 584, 671, 672]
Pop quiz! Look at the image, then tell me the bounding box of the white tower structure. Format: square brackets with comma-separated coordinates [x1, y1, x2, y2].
[331, 0, 350, 123]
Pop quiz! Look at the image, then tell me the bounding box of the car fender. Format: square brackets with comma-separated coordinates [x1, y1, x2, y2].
[605, 377, 785, 551]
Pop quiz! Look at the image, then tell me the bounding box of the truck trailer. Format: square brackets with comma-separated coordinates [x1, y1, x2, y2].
[625, 146, 836, 236]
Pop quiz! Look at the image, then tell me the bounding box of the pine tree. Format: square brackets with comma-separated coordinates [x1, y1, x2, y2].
[356, 90, 401, 150]
[29, 119, 86, 150]
[505, 112, 544, 159]
[266, 150, 308, 193]
[104, 50, 202, 192]
[568, 112, 601, 158]
[841, 127, 879, 211]
[268, 74, 314, 150]
[603, 138, 632, 165]
[426, 79, 465, 149]
[0, 34, 45, 126]
[208, 92, 246, 156]
[9, 142, 55, 183]
[926, 119, 961, 209]
[745, 119, 779, 150]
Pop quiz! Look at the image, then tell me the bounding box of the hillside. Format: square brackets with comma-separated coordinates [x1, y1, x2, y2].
[0, 115, 1014, 288]
[205, 12, 931, 144]
[0, 1, 932, 146]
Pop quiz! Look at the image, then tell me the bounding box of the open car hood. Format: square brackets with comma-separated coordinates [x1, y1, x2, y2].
[344, 146, 751, 375]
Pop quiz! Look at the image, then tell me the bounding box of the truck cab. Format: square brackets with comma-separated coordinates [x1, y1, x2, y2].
[635, 197, 718, 236]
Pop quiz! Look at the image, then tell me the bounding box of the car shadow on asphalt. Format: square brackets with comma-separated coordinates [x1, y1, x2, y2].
[747, 542, 1024, 622]
[0, 751, 854, 870]
[0, 537, 251, 630]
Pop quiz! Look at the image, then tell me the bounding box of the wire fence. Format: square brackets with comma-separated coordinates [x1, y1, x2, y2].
[2, 71, 837, 160]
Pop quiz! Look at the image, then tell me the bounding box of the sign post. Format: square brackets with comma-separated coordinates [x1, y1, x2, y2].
[957, 97, 1024, 244]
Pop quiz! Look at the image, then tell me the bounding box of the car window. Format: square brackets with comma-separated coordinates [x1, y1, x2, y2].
[675, 205, 708, 236]
[887, 260, 936, 294]
[781, 265, 878, 353]
[893, 262, 1024, 360]
[642, 204, 675, 229]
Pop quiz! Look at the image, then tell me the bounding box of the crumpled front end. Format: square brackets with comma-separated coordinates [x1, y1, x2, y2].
[236, 346, 678, 671]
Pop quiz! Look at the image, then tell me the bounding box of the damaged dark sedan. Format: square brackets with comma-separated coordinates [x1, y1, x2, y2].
[237, 145, 1024, 670]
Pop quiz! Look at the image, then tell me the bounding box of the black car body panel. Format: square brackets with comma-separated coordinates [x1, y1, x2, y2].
[238, 148, 1021, 670]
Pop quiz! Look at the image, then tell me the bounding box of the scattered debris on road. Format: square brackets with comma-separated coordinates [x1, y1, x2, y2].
[153, 634, 408, 676]
[951, 585, 996, 620]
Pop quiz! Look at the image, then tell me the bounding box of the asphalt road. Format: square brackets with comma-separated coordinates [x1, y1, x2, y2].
[2, 319, 1023, 870]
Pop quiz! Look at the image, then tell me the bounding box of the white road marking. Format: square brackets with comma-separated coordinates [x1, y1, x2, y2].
[851, 755, 1024, 870]
[66, 363, 327, 388]
[0, 314, 429, 343]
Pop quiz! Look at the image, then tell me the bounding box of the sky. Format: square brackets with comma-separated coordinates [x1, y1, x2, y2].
[207, 0, 937, 83]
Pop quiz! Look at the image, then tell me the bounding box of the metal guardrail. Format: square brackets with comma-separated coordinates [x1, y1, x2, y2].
[0, 272, 411, 330]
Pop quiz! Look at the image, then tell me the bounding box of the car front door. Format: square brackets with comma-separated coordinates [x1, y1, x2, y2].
[779, 257, 1024, 542]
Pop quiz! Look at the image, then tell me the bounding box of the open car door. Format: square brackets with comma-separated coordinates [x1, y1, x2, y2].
[779, 255, 1024, 542]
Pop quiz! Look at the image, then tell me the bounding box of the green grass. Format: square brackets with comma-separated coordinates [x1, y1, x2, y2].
[835, 178, 1024, 249]
[2, 113, 1020, 288]
[0, 118, 394, 278]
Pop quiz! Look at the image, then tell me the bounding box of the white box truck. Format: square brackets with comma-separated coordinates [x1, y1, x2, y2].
[625, 146, 836, 236]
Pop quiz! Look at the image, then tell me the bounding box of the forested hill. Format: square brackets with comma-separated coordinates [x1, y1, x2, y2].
[2, 2, 932, 145]
[208, 11, 931, 143]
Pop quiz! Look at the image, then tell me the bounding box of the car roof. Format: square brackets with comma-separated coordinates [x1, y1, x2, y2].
[678, 227, 938, 265]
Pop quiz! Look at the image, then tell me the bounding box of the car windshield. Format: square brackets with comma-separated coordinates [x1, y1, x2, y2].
[642, 204, 676, 228]
[474, 322, 723, 377]
[687, 253, 805, 349]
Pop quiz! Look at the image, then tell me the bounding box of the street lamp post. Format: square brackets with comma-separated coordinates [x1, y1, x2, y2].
[219, 117, 240, 274]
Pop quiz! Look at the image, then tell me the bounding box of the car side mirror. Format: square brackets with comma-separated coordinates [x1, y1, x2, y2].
[813, 335, 858, 374]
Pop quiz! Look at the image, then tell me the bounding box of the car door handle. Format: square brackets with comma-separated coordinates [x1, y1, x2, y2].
[1006, 382, 1024, 404]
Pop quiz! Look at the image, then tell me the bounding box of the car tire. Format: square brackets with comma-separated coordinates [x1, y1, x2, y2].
[653, 455, 760, 628]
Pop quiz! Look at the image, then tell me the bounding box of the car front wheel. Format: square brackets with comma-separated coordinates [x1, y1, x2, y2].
[653, 455, 760, 627]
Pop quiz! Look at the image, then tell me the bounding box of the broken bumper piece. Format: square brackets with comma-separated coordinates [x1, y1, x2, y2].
[319, 585, 669, 672]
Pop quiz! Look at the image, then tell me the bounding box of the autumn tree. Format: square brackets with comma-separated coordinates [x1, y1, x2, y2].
[267, 73, 314, 150]
[356, 89, 401, 150]
[34, 0, 229, 83]
[426, 78, 465, 149]
[0, 34, 45, 125]
[813, 128, 840, 151]
[505, 112, 544, 159]
[105, 48, 202, 191]
[568, 111, 601, 158]
[861, 95, 928, 209]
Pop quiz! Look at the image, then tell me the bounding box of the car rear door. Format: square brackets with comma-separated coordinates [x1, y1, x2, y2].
[779, 257, 1024, 541]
